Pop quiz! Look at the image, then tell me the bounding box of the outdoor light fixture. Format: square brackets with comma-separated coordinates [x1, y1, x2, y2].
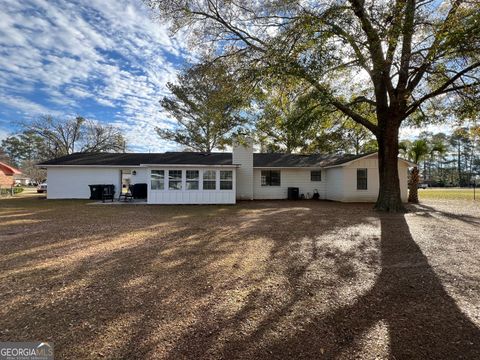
[132, 170, 137, 176]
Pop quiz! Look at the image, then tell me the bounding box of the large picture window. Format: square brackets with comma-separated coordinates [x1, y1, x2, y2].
[203, 170, 216, 190]
[311, 170, 322, 181]
[151, 170, 164, 190]
[220, 170, 233, 190]
[169, 170, 182, 190]
[357, 168, 368, 190]
[186, 170, 199, 190]
[261, 170, 281, 186]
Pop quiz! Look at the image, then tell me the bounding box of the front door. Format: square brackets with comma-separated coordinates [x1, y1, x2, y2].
[120, 169, 133, 195]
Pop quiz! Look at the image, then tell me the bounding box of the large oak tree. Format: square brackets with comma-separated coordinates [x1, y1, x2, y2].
[147, 0, 480, 211]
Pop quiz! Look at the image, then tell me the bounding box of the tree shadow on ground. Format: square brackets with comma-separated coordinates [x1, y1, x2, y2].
[209, 211, 480, 359]
[159, 204, 480, 359]
[412, 202, 480, 226]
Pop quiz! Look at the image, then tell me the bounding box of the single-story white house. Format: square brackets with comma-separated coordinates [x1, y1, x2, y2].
[14, 176, 33, 186]
[38, 142, 412, 204]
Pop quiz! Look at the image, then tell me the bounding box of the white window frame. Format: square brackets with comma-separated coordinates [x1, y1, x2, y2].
[220, 170, 233, 190]
[186, 170, 199, 190]
[203, 170, 216, 190]
[357, 168, 368, 190]
[169, 170, 183, 190]
[261, 170, 281, 186]
[151, 170, 165, 190]
[310, 170, 322, 182]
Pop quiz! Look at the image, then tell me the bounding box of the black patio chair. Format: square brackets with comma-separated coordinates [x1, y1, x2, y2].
[119, 185, 134, 202]
[102, 185, 115, 203]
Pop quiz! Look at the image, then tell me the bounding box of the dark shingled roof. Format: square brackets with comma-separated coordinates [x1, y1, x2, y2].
[252, 153, 373, 167]
[38, 152, 233, 166]
[38, 152, 375, 167]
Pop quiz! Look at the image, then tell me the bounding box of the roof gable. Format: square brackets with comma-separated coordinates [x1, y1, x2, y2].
[0, 162, 22, 175]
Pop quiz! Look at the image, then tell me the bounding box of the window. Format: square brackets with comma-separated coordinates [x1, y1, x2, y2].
[311, 170, 322, 182]
[220, 170, 233, 190]
[203, 170, 216, 190]
[151, 170, 164, 190]
[169, 170, 182, 190]
[261, 170, 281, 186]
[357, 168, 368, 190]
[186, 170, 199, 190]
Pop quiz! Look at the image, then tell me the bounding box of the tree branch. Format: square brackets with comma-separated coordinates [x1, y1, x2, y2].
[406, 0, 463, 93]
[330, 98, 379, 135]
[397, 0, 416, 93]
[289, 64, 379, 135]
[406, 61, 480, 115]
[348, 0, 393, 108]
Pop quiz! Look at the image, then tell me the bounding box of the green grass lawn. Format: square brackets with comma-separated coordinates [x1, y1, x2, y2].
[418, 187, 480, 200]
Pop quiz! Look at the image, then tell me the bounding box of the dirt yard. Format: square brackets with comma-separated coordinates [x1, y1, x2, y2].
[0, 196, 479, 359]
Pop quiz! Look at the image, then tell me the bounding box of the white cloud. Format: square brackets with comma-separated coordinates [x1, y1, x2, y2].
[0, 94, 61, 117]
[0, 127, 9, 141]
[399, 123, 454, 139]
[0, 0, 187, 151]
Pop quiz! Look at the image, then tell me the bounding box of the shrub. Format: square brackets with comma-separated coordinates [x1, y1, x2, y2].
[0, 187, 24, 195]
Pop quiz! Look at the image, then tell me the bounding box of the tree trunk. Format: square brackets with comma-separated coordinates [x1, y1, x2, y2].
[457, 145, 461, 186]
[374, 123, 405, 212]
[408, 166, 420, 203]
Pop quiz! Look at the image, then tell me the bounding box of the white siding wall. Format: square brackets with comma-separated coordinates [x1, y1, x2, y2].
[399, 163, 409, 202]
[324, 167, 345, 201]
[147, 167, 236, 204]
[233, 143, 254, 200]
[253, 168, 326, 199]
[341, 155, 409, 202]
[129, 168, 149, 184]
[46, 167, 122, 199]
[47, 167, 150, 199]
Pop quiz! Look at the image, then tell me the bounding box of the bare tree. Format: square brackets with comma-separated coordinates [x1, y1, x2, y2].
[20, 160, 47, 184]
[25, 115, 126, 158]
[80, 120, 125, 153]
[27, 116, 84, 157]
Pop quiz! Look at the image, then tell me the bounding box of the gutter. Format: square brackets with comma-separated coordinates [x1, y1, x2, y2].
[37, 164, 239, 168]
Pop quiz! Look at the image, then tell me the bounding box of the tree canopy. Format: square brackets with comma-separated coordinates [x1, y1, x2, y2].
[255, 81, 378, 154]
[158, 61, 250, 152]
[254, 78, 328, 153]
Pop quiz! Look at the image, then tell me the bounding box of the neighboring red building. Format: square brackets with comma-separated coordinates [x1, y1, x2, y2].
[0, 162, 22, 188]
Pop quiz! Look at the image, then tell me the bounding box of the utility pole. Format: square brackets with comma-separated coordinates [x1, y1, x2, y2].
[475, 176, 480, 201]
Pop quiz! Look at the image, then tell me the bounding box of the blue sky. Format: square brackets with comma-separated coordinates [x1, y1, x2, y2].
[0, 0, 189, 151]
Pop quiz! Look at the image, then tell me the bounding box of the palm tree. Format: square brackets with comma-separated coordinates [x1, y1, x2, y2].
[429, 139, 448, 181]
[400, 140, 429, 203]
[400, 139, 446, 203]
